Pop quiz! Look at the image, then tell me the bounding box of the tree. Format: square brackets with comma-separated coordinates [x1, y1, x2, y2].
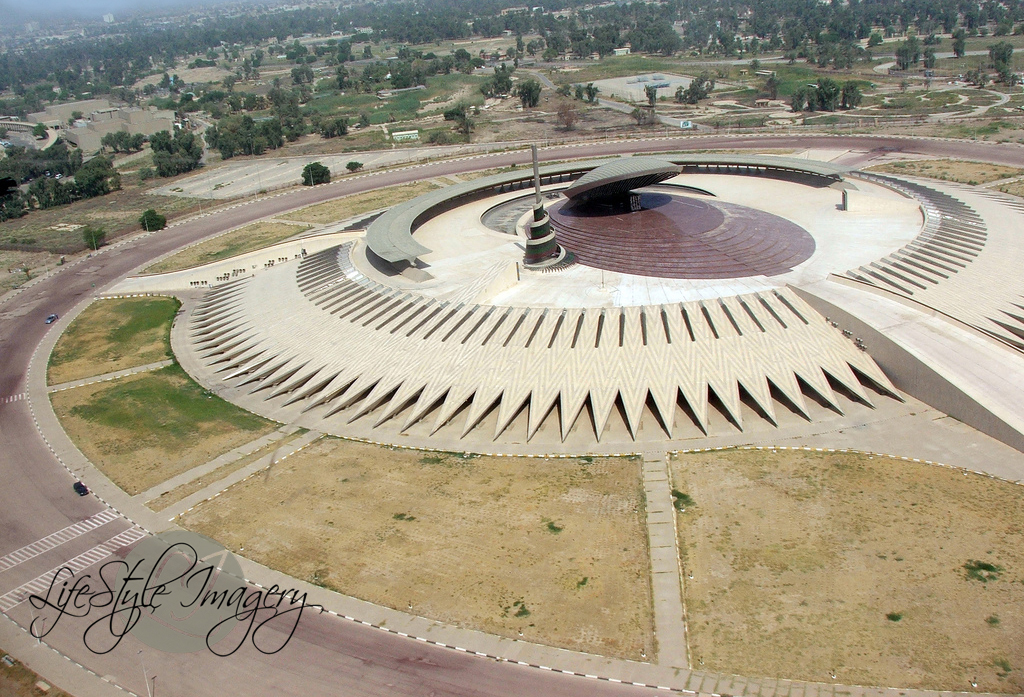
[630, 107, 655, 126]
[75, 156, 121, 198]
[556, 101, 580, 130]
[302, 162, 330, 186]
[815, 77, 841, 111]
[0, 127, 7, 140]
[291, 65, 314, 84]
[867, 32, 883, 48]
[346, 161, 363, 172]
[515, 79, 542, 108]
[150, 129, 203, 177]
[481, 63, 514, 97]
[923, 48, 937, 69]
[895, 40, 919, 70]
[82, 224, 106, 250]
[841, 81, 863, 109]
[675, 72, 715, 104]
[318, 117, 349, 138]
[763, 74, 780, 100]
[644, 84, 658, 108]
[989, 41, 1014, 72]
[32, 123, 47, 139]
[443, 102, 474, 137]
[965, 68, 988, 87]
[584, 83, 599, 103]
[790, 86, 809, 112]
[952, 30, 967, 58]
[139, 209, 167, 231]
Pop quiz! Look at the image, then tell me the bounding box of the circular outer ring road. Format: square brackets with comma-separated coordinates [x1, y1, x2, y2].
[1, 134, 1020, 697]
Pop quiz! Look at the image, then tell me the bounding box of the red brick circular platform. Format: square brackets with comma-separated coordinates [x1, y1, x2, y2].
[548, 191, 815, 279]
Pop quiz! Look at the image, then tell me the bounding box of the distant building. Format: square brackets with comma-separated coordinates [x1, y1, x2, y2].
[102, 13, 114, 23]
[29, 101, 175, 153]
[28, 99, 112, 128]
[613, 47, 631, 56]
[390, 130, 420, 142]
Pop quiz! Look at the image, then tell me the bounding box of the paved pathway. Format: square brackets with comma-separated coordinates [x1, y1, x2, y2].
[641, 452, 689, 668]
[134, 423, 304, 503]
[46, 359, 174, 393]
[159, 429, 322, 521]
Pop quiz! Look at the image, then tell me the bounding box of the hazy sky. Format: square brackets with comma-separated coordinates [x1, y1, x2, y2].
[1, 0, 227, 21]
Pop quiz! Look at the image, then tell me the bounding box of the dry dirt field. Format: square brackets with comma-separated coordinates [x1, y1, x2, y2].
[672, 448, 1024, 693]
[51, 365, 276, 495]
[142, 221, 311, 274]
[868, 159, 1024, 184]
[996, 179, 1024, 198]
[133, 66, 231, 88]
[0, 249, 61, 294]
[179, 439, 653, 659]
[287, 181, 441, 225]
[47, 296, 179, 385]
[0, 649, 71, 697]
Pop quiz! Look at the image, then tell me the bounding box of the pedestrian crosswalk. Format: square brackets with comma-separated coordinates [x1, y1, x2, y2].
[0, 510, 121, 574]
[1, 392, 26, 404]
[0, 527, 146, 613]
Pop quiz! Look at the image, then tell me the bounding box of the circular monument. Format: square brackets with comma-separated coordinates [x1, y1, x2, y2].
[162, 154, 933, 451]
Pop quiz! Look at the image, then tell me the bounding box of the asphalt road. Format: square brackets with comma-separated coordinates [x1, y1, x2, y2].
[3, 133, 1024, 696]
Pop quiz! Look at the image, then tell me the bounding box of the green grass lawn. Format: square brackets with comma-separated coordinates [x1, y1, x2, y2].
[48, 296, 180, 385]
[52, 363, 277, 495]
[306, 73, 485, 124]
[549, 55, 691, 85]
[68, 363, 268, 439]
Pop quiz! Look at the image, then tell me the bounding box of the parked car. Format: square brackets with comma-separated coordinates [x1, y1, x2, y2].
[45, 313, 58, 324]
[73, 481, 89, 496]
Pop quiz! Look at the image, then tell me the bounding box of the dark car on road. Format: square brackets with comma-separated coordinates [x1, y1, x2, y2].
[45, 313, 58, 324]
[73, 481, 89, 496]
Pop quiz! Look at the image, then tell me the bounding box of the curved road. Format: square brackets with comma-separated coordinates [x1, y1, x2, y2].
[3, 133, 1023, 696]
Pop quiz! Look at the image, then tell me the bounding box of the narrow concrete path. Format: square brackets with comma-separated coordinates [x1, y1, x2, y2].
[159, 429, 322, 521]
[641, 451, 689, 668]
[46, 359, 174, 393]
[134, 423, 305, 503]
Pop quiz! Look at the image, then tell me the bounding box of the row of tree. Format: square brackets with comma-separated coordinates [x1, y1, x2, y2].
[790, 79, 863, 112]
[6, 0, 1024, 99]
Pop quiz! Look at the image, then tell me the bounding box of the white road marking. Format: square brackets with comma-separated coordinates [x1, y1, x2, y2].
[0, 527, 146, 613]
[0, 510, 121, 574]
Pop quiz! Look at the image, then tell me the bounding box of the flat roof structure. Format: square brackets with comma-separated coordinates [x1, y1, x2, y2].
[561, 157, 681, 202]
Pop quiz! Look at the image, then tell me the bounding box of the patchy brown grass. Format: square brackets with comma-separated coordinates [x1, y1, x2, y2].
[48, 296, 179, 385]
[142, 221, 311, 274]
[286, 181, 441, 225]
[180, 440, 653, 660]
[0, 184, 199, 253]
[868, 158, 1023, 185]
[672, 448, 1024, 692]
[0, 649, 71, 697]
[147, 430, 310, 511]
[0, 249, 62, 294]
[51, 364, 276, 495]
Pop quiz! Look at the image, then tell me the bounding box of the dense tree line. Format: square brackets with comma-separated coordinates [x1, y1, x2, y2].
[149, 129, 203, 177]
[7, 0, 1024, 102]
[0, 144, 120, 219]
[205, 115, 285, 159]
